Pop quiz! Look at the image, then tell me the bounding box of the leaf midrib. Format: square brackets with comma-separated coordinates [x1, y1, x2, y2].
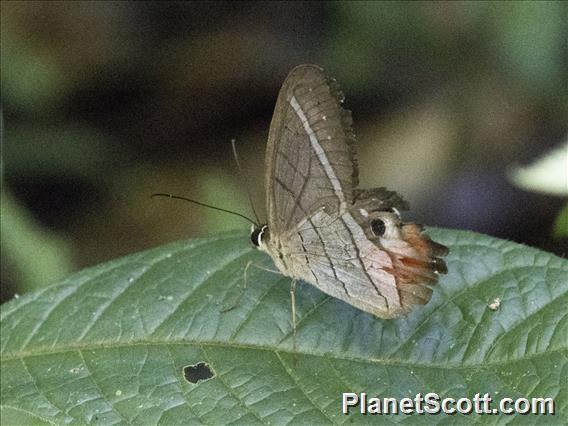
[2, 339, 565, 370]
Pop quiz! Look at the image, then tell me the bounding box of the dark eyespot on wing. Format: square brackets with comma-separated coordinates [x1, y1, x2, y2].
[371, 219, 386, 236]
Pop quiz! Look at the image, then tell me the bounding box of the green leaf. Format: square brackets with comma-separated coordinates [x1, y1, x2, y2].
[1, 189, 74, 294]
[554, 202, 568, 238]
[1, 229, 566, 424]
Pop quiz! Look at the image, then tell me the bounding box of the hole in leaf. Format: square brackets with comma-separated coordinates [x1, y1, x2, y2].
[183, 362, 214, 383]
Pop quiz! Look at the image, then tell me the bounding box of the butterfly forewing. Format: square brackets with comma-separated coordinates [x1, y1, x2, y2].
[265, 65, 357, 236]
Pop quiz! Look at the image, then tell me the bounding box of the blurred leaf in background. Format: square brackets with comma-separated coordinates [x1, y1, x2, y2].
[508, 139, 568, 197]
[554, 204, 568, 239]
[508, 139, 568, 239]
[0, 189, 74, 297]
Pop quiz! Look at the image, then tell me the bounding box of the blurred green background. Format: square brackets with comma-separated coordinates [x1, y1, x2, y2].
[1, 1, 567, 301]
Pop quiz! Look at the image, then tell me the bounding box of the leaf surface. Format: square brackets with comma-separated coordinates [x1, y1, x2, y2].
[1, 229, 566, 424]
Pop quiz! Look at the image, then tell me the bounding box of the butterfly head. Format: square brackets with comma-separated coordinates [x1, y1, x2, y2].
[250, 224, 268, 249]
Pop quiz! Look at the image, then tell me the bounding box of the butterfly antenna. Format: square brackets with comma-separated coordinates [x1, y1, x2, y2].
[151, 193, 257, 225]
[231, 138, 261, 225]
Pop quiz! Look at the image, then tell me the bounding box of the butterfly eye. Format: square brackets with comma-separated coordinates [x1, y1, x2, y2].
[251, 228, 262, 247]
[251, 225, 268, 247]
[371, 219, 386, 237]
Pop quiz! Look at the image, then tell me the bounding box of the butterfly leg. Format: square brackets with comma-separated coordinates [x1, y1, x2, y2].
[220, 260, 280, 312]
[220, 260, 254, 312]
[290, 279, 297, 335]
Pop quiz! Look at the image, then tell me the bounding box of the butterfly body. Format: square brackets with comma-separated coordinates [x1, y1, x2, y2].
[253, 64, 448, 319]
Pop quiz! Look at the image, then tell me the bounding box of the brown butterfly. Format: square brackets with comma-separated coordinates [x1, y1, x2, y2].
[251, 64, 448, 318]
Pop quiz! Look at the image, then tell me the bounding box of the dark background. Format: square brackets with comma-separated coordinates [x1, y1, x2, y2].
[1, 1, 567, 301]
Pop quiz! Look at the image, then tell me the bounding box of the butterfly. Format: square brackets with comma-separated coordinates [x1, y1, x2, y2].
[250, 64, 448, 319]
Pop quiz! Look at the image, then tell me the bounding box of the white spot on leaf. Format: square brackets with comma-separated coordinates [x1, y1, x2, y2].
[488, 297, 501, 311]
